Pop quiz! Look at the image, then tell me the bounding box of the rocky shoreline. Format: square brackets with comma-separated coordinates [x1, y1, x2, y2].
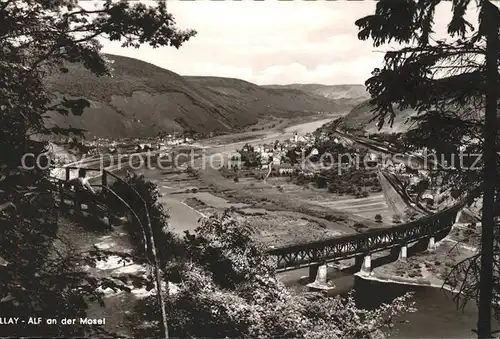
[354, 226, 478, 293]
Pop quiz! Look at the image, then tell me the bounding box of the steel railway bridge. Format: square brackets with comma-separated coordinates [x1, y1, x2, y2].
[265, 131, 465, 282]
[266, 204, 462, 280]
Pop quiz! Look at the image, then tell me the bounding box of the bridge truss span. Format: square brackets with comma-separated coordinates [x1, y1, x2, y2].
[268, 205, 461, 273]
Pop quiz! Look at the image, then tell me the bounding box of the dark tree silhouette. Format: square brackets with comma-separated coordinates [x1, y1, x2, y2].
[0, 1, 195, 337]
[355, 1, 500, 337]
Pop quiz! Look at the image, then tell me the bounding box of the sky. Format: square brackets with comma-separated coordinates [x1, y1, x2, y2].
[90, 1, 481, 86]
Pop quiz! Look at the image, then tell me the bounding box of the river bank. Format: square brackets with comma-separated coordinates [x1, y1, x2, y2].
[353, 223, 479, 289]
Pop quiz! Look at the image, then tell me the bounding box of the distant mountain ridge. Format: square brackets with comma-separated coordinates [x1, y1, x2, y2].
[263, 84, 369, 102]
[44, 55, 366, 139]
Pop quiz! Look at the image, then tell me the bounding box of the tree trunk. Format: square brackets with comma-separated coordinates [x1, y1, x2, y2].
[106, 173, 169, 338]
[144, 206, 169, 339]
[478, 2, 499, 338]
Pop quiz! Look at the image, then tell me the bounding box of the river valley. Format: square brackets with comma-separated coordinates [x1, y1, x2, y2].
[131, 115, 495, 338]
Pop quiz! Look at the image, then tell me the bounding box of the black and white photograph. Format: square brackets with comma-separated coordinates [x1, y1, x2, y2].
[1, 0, 500, 337]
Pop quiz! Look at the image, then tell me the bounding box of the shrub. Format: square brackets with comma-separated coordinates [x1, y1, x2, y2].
[356, 190, 369, 198]
[233, 177, 239, 183]
[131, 213, 415, 338]
[374, 214, 383, 223]
[353, 222, 368, 230]
[315, 175, 328, 188]
[186, 165, 197, 177]
[404, 208, 418, 221]
[325, 214, 345, 222]
[392, 214, 402, 224]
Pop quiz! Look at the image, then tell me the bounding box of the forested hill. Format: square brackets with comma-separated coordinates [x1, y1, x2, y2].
[45, 55, 365, 138]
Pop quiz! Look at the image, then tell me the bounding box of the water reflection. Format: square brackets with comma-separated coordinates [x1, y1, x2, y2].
[354, 277, 481, 338]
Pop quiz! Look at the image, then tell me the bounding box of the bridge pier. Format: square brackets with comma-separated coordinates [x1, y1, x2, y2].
[359, 254, 372, 276]
[309, 263, 320, 283]
[355, 254, 364, 270]
[399, 245, 408, 261]
[389, 245, 407, 261]
[307, 264, 335, 292]
[427, 236, 436, 251]
[455, 209, 463, 224]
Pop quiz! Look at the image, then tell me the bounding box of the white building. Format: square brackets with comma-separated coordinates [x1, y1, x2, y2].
[277, 166, 294, 175]
[308, 148, 319, 158]
[368, 152, 378, 161]
[302, 171, 314, 178]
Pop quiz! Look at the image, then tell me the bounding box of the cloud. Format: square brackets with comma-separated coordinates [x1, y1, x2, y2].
[90, 1, 481, 86]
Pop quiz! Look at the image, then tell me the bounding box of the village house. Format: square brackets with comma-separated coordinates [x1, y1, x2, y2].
[276, 165, 295, 175]
[301, 170, 315, 178]
[308, 147, 319, 158]
[260, 151, 269, 163]
[166, 139, 183, 146]
[422, 193, 434, 206]
[269, 153, 280, 165]
[365, 152, 379, 167]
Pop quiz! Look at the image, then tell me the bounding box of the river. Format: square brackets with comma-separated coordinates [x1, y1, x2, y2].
[278, 265, 485, 338]
[355, 277, 481, 338]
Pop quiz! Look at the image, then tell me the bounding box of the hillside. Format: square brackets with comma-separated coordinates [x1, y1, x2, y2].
[267, 84, 420, 133]
[263, 83, 369, 104]
[185, 77, 354, 116]
[339, 99, 418, 133]
[44, 55, 355, 138]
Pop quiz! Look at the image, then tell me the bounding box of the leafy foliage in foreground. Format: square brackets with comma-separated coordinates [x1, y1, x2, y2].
[0, 0, 195, 336]
[126, 211, 415, 338]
